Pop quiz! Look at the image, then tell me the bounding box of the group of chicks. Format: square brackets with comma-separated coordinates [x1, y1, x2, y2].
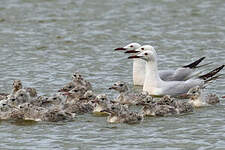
[0, 72, 221, 124]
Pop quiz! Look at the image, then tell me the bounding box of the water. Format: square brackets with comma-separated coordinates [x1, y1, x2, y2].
[0, 0, 225, 149]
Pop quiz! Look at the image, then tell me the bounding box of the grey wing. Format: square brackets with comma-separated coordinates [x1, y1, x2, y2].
[159, 70, 175, 81]
[163, 79, 204, 96]
[166, 68, 194, 81]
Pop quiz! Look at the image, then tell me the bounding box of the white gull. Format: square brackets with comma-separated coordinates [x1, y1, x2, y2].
[115, 43, 207, 86]
[128, 45, 224, 96]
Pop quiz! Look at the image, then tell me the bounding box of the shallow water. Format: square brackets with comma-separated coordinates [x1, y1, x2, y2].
[0, 0, 225, 149]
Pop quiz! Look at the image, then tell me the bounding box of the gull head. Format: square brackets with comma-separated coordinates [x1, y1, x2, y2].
[115, 43, 141, 51]
[58, 82, 75, 92]
[100, 105, 121, 116]
[96, 94, 108, 103]
[187, 86, 202, 100]
[64, 86, 87, 99]
[12, 80, 22, 91]
[72, 72, 83, 81]
[109, 81, 129, 93]
[83, 90, 96, 99]
[126, 44, 155, 54]
[128, 45, 157, 62]
[0, 100, 11, 112]
[25, 87, 37, 98]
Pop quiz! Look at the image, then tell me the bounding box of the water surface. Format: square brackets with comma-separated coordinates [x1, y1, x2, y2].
[0, 0, 225, 149]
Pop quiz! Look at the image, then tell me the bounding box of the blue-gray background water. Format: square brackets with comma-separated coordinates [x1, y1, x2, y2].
[0, 0, 225, 149]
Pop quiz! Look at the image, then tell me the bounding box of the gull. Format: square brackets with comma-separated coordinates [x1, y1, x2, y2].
[0, 93, 8, 101]
[58, 82, 75, 93]
[58, 72, 92, 93]
[100, 106, 143, 124]
[115, 43, 146, 85]
[5, 80, 23, 100]
[139, 95, 193, 117]
[92, 94, 110, 114]
[8, 89, 31, 106]
[41, 107, 75, 122]
[0, 102, 14, 120]
[15, 103, 47, 121]
[25, 87, 38, 99]
[11, 80, 23, 95]
[187, 86, 220, 107]
[128, 45, 224, 96]
[72, 72, 92, 90]
[62, 90, 94, 115]
[39, 95, 64, 108]
[109, 81, 148, 105]
[115, 43, 208, 86]
[63, 86, 88, 102]
[63, 101, 94, 115]
[140, 103, 177, 117]
[156, 95, 193, 114]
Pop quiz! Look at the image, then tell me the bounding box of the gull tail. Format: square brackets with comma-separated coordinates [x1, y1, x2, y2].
[195, 62, 214, 68]
[198, 65, 224, 81]
[182, 57, 206, 69]
[204, 74, 224, 84]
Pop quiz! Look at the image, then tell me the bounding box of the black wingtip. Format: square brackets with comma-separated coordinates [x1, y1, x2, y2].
[183, 57, 206, 69]
[199, 65, 225, 80]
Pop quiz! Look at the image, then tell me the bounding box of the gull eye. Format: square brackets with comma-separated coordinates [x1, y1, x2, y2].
[68, 86, 72, 89]
[119, 84, 123, 87]
[144, 53, 148, 56]
[130, 45, 133, 48]
[53, 97, 57, 100]
[20, 94, 24, 97]
[114, 84, 117, 86]
[141, 48, 144, 50]
[74, 90, 78, 92]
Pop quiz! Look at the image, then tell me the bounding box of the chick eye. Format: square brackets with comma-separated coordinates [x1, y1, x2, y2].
[53, 97, 57, 100]
[20, 94, 24, 97]
[144, 53, 148, 55]
[74, 90, 78, 92]
[119, 84, 123, 87]
[130, 45, 133, 48]
[68, 86, 72, 89]
[141, 48, 144, 50]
